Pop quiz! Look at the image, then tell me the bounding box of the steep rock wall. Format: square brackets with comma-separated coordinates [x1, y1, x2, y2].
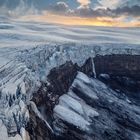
[94, 55, 140, 79]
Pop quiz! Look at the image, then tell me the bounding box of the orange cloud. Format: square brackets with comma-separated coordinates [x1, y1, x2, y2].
[77, 0, 91, 6]
[21, 13, 140, 27]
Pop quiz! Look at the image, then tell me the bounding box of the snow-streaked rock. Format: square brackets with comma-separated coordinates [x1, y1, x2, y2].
[53, 72, 99, 132]
[53, 72, 140, 140]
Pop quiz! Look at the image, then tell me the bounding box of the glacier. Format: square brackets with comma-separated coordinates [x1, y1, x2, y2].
[0, 16, 140, 140]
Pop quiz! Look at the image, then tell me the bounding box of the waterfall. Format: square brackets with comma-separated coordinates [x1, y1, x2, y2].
[91, 58, 96, 78]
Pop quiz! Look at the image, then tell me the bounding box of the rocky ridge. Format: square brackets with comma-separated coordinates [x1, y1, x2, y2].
[26, 54, 140, 140]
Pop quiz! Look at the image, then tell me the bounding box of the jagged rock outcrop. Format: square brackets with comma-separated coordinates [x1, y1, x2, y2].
[27, 54, 140, 140]
[28, 58, 94, 139]
[32, 59, 94, 114]
[53, 72, 140, 140]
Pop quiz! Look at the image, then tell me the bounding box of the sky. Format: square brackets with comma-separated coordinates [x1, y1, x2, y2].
[0, 0, 140, 27]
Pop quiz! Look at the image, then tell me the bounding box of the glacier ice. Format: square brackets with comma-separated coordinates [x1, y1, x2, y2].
[0, 17, 140, 139]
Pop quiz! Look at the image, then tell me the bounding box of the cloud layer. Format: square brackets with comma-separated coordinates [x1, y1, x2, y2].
[47, 1, 140, 18]
[0, 0, 140, 27]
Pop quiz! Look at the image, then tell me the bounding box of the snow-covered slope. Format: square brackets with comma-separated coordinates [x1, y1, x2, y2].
[0, 17, 140, 139]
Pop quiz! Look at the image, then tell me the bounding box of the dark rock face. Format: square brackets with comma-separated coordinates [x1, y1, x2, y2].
[27, 55, 140, 140]
[95, 54, 140, 105]
[32, 58, 94, 111]
[52, 71, 140, 140]
[94, 54, 140, 79]
[26, 104, 53, 140]
[47, 58, 94, 97]
[99, 75, 140, 105]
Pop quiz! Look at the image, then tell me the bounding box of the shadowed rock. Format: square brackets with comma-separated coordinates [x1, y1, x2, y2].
[27, 55, 140, 140]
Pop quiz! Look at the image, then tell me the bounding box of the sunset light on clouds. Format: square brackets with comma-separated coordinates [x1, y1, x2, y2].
[0, 0, 140, 27]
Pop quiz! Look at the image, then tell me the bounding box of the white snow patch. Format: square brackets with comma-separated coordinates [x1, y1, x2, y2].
[54, 72, 99, 131]
[59, 94, 99, 121]
[76, 72, 91, 84]
[54, 105, 90, 131]
[72, 73, 99, 100]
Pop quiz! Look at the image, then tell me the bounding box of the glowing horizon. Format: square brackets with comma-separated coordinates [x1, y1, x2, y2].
[21, 13, 140, 27]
